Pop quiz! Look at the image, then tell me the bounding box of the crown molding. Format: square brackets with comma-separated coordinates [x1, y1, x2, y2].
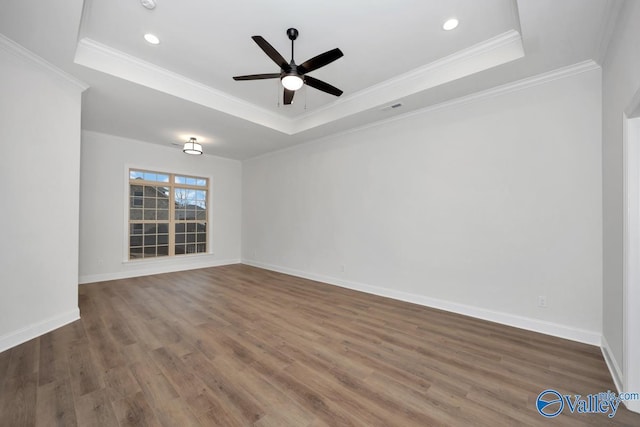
[392, 59, 601, 121]
[74, 37, 292, 133]
[247, 60, 600, 161]
[291, 29, 524, 133]
[0, 33, 88, 91]
[74, 30, 524, 136]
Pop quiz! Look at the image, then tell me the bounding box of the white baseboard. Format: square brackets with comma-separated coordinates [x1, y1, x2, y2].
[0, 308, 80, 353]
[242, 259, 602, 346]
[79, 258, 241, 284]
[601, 335, 624, 394]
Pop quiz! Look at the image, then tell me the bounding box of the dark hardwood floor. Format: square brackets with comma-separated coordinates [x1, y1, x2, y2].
[1, 264, 639, 426]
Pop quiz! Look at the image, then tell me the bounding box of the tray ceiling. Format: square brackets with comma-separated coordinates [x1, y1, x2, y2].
[0, 0, 617, 158]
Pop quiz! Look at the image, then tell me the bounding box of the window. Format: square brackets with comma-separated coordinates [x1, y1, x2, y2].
[129, 169, 208, 259]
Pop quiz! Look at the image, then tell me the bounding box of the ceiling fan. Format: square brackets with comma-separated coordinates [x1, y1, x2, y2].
[233, 28, 344, 105]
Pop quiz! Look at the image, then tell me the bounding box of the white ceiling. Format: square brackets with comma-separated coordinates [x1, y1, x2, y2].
[0, 0, 619, 159]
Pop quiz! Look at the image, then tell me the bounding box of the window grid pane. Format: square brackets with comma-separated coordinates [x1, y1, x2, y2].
[175, 175, 208, 187]
[129, 170, 208, 260]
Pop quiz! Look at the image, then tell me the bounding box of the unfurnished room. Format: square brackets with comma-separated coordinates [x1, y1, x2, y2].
[1, 0, 640, 425]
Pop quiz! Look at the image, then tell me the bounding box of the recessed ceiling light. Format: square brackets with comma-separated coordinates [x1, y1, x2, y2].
[443, 18, 459, 31]
[140, 0, 156, 10]
[144, 33, 160, 45]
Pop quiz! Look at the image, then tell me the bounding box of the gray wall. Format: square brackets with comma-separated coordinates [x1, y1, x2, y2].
[79, 131, 242, 283]
[243, 66, 603, 344]
[0, 37, 84, 351]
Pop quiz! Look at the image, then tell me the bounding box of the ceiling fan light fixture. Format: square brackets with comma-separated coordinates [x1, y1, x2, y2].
[183, 137, 203, 155]
[281, 74, 304, 91]
[233, 28, 343, 105]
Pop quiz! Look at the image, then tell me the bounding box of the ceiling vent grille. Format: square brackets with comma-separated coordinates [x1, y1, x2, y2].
[381, 102, 403, 112]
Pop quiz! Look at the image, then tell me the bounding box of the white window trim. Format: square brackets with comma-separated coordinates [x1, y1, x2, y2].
[122, 164, 214, 263]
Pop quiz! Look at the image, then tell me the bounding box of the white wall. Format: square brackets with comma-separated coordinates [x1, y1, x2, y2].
[243, 66, 603, 344]
[601, 0, 640, 391]
[0, 36, 85, 352]
[78, 131, 242, 283]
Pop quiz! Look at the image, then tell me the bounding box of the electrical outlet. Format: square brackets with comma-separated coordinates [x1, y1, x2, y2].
[340, 264, 345, 273]
[538, 295, 548, 308]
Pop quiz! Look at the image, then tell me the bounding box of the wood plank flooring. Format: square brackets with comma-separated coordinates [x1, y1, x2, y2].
[1, 264, 639, 426]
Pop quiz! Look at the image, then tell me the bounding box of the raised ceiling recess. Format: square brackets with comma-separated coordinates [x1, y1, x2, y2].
[74, 0, 524, 135]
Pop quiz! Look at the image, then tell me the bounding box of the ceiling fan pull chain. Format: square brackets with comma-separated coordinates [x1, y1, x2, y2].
[276, 79, 280, 107]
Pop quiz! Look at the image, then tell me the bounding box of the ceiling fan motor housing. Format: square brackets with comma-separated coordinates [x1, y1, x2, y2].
[287, 28, 299, 41]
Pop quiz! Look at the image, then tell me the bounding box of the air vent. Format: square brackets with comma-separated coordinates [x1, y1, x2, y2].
[381, 102, 403, 111]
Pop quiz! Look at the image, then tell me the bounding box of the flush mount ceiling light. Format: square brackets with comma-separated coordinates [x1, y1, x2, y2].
[144, 33, 160, 45]
[183, 137, 203, 155]
[443, 18, 459, 31]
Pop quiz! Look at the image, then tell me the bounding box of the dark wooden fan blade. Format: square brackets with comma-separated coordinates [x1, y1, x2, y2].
[283, 89, 295, 105]
[251, 36, 290, 70]
[298, 48, 343, 74]
[304, 76, 343, 97]
[233, 73, 280, 81]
